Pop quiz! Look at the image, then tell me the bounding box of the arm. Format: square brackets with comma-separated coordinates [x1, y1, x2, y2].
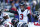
[27, 13, 31, 22]
[27, 9, 31, 22]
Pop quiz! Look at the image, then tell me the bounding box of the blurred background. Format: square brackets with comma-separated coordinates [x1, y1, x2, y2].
[0, 0, 40, 22]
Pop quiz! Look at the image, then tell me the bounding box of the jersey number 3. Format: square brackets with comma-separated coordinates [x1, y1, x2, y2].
[20, 14, 23, 20]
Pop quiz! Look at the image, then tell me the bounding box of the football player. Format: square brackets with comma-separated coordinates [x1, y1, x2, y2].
[0, 18, 5, 27]
[17, 2, 31, 27]
[0, 18, 10, 27]
[11, 18, 19, 27]
[3, 13, 11, 27]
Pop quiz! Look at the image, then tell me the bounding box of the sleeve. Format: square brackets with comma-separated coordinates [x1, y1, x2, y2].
[27, 10, 30, 14]
[27, 9, 31, 22]
[3, 21, 11, 27]
[3, 21, 9, 25]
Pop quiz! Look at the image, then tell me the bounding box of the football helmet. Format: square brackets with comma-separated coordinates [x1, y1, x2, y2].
[11, 18, 19, 27]
[20, 2, 25, 10]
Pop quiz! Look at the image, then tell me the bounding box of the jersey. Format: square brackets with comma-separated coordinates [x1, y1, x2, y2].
[3, 20, 11, 27]
[28, 22, 40, 27]
[0, 19, 10, 27]
[17, 22, 24, 27]
[4, 18, 11, 27]
[3, 12, 11, 27]
[0, 21, 11, 27]
[18, 9, 30, 23]
[3, 21, 10, 27]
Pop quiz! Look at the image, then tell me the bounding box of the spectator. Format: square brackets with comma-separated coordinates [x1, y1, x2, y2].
[32, 0, 37, 14]
[10, 0, 13, 3]
[9, 2, 19, 20]
[15, 0, 19, 9]
[9, 2, 18, 15]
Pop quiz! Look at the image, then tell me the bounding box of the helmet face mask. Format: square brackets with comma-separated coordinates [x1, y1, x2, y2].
[20, 5, 24, 10]
[20, 2, 25, 10]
